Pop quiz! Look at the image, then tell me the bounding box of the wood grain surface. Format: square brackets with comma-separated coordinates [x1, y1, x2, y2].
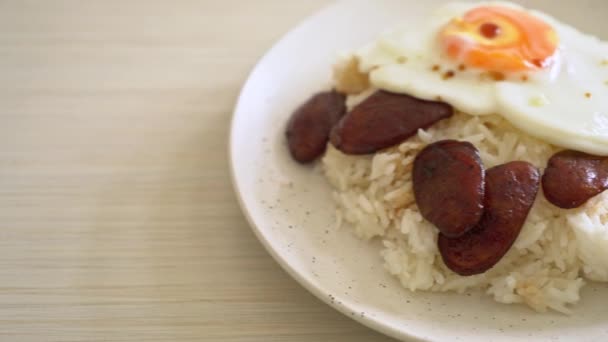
[0, 1, 396, 341]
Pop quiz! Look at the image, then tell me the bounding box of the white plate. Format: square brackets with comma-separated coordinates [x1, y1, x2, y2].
[229, 1, 608, 341]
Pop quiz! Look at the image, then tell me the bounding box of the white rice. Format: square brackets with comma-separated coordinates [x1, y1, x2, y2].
[321, 107, 608, 314]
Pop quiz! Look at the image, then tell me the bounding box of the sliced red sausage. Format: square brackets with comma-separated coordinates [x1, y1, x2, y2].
[286, 90, 346, 163]
[330, 91, 453, 155]
[439, 162, 540, 276]
[413, 140, 485, 238]
[542, 150, 608, 209]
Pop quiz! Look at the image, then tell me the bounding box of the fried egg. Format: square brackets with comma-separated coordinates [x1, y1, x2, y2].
[356, 1, 608, 155]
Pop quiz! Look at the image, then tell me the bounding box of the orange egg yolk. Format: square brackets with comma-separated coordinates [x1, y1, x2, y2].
[439, 6, 559, 72]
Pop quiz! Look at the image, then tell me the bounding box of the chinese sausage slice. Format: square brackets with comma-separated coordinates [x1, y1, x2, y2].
[439, 162, 540, 276]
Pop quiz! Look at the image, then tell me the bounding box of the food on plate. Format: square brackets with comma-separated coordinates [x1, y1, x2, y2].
[286, 90, 346, 163]
[359, 2, 608, 155]
[413, 140, 485, 238]
[333, 56, 371, 95]
[542, 150, 608, 209]
[439, 5, 558, 72]
[438, 161, 540, 276]
[284, 1, 608, 313]
[330, 91, 453, 155]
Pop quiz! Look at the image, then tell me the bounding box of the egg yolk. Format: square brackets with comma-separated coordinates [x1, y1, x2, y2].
[439, 6, 559, 72]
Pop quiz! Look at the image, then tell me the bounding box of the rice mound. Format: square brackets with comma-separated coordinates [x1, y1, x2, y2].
[322, 102, 608, 313]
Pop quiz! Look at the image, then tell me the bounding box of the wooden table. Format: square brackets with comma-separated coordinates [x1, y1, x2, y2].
[0, 1, 395, 341]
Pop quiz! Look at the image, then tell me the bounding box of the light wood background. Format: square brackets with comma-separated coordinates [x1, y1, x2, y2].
[0, 1, 396, 341]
